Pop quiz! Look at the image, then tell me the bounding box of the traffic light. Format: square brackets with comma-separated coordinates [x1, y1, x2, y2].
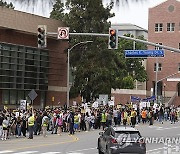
[108, 28, 118, 49]
[37, 25, 47, 48]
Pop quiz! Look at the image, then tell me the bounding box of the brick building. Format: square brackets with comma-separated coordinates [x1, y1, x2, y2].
[147, 0, 180, 106]
[0, 7, 68, 109]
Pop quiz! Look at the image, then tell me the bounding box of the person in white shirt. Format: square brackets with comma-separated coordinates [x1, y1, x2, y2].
[2, 116, 8, 140]
[113, 108, 118, 125]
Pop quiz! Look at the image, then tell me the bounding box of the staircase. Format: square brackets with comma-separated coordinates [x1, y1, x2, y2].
[166, 92, 180, 107]
[171, 96, 180, 107]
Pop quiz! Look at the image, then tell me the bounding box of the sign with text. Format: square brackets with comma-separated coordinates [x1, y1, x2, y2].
[125, 50, 164, 58]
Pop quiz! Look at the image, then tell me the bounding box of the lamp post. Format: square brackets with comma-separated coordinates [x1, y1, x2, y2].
[155, 57, 158, 104]
[164, 83, 166, 105]
[67, 41, 93, 107]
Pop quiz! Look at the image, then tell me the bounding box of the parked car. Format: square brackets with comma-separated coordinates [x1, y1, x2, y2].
[97, 126, 146, 154]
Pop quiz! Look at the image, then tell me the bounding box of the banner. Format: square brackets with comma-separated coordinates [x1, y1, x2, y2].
[131, 96, 156, 102]
[20, 100, 27, 110]
[142, 96, 156, 102]
[131, 96, 141, 102]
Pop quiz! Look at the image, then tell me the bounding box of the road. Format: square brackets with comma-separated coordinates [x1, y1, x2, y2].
[0, 120, 180, 154]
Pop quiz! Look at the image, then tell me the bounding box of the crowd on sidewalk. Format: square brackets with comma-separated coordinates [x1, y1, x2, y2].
[0, 103, 179, 141]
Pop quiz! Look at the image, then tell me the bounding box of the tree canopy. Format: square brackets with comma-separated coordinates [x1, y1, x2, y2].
[0, 0, 14, 9]
[50, 0, 147, 102]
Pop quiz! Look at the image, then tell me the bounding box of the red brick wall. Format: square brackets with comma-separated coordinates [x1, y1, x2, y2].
[112, 94, 146, 105]
[147, 0, 180, 94]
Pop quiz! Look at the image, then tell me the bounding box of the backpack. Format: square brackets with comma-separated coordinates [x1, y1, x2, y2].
[43, 117, 49, 125]
[148, 112, 151, 118]
[57, 117, 63, 126]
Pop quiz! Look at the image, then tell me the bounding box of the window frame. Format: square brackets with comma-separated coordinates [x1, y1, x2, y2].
[167, 23, 175, 32]
[155, 23, 163, 32]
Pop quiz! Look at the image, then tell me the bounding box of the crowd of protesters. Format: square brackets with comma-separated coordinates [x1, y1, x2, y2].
[0, 103, 179, 141]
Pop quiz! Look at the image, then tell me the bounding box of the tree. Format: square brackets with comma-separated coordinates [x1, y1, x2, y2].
[118, 34, 147, 85]
[0, 0, 14, 8]
[50, 0, 147, 102]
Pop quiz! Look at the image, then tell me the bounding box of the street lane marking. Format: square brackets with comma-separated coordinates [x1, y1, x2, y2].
[149, 126, 163, 129]
[13, 151, 38, 154]
[67, 147, 97, 153]
[156, 126, 180, 131]
[9, 135, 79, 151]
[147, 147, 163, 153]
[147, 145, 176, 153]
[0, 151, 13, 153]
[67, 153, 83, 154]
[41, 152, 61, 154]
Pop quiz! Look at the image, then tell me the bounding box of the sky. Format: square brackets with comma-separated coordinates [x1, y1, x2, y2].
[110, 0, 167, 30]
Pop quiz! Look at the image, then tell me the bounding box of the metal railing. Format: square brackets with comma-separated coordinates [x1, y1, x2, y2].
[167, 92, 177, 107]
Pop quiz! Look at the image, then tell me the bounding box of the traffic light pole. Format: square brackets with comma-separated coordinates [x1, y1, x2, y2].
[47, 32, 180, 53]
[68, 33, 180, 53]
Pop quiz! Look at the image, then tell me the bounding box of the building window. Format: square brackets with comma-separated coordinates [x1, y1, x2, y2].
[2, 90, 9, 105]
[154, 63, 162, 72]
[155, 43, 163, 50]
[155, 23, 163, 32]
[167, 23, 175, 31]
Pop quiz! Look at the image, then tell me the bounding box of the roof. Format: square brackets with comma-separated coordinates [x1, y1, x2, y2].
[112, 126, 139, 132]
[111, 23, 148, 32]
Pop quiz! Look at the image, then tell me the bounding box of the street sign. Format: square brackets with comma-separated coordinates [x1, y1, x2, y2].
[125, 50, 164, 58]
[28, 89, 38, 101]
[57, 27, 69, 39]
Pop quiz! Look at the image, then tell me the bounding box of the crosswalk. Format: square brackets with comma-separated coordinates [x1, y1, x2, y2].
[0, 151, 86, 154]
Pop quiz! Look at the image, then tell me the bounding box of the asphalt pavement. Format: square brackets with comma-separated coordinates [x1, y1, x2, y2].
[0, 120, 180, 154]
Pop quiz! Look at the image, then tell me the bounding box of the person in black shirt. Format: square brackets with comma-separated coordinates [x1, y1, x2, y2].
[21, 116, 27, 137]
[16, 116, 22, 137]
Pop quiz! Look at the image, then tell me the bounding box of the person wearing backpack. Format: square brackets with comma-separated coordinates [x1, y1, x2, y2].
[41, 112, 49, 137]
[56, 114, 63, 135]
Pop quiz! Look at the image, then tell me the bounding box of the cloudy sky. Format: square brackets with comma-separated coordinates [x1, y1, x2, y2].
[110, 0, 167, 29]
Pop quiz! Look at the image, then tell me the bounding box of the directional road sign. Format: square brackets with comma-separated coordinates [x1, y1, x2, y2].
[28, 89, 38, 101]
[125, 50, 164, 58]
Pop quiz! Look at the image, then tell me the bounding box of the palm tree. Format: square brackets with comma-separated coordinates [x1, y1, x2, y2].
[5, 0, 147, 17]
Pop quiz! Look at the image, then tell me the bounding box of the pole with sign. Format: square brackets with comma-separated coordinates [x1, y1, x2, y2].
[28, 89, 38, 111]
[52, 96, 54, 109]
[57, 27, 69, 40]
[125, 50, 164, 58]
